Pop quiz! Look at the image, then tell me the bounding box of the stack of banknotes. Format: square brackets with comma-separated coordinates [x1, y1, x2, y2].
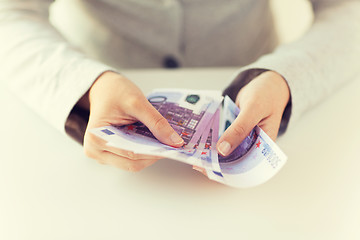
[91, 89, 287, 188]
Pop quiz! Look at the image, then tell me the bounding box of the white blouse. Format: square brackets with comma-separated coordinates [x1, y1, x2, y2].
[0, 0, 359, 140]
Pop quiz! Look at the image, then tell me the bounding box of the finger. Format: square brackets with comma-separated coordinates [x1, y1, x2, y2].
[103, 145, 163, 161]
[132, 100, 184, 147]
[90, 148, 159, 172]
[84, 133, 161, 169]
[192, 165, 208, 177]
[258, 115, 282, 142]
[86, 130, 162, 160]
[217, 108, 260, 156]
[102, 151, 159, 172]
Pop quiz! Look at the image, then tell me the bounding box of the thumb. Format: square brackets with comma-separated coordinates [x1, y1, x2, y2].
[217, 108, 259, 156]
[132, 100, 184, 147]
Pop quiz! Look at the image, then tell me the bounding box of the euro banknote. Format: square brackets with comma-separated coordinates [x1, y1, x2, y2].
[218, 96, 287, 188]
[91, 89, 287, 188]
[92, 89, 223, 167]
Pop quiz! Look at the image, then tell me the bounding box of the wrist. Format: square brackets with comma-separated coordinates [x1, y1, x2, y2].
[88, 71, 127, 108]
[267, 71, 290, 100]
[73, 71, 119, 111]
[235, 70, 291, 118]
[223, 68, 269, 102]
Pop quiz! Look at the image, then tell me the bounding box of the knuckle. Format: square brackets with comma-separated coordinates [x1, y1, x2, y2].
[127, 151, 136, 160]
[87, 132, 99, 142]
[232, 125, 247, 138]
[84, 147, 95, 159]
[153, 117, 169, 132]
[125, 95, 143, 109]
[85, 131, 103, 146]
[126, 162, 144, 172]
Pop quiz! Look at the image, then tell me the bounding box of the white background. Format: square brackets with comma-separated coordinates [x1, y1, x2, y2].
[1, 68, 360, 239]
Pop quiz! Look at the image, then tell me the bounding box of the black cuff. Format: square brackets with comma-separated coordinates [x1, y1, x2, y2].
[65, 105, 90, 145]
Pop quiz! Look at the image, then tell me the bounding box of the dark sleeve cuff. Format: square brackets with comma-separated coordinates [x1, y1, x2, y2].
[65, 105, 90, 145]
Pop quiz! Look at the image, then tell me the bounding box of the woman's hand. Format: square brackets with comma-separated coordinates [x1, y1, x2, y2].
[83, 71, 184, 172]
[217, 71, 290, 156]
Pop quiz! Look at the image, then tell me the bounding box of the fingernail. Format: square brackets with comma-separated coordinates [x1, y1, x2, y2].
[218, 141, 231, 156]
[171, 132, 184, 145]
[192, 165, 203, 172]
[192, 166, 207, 176]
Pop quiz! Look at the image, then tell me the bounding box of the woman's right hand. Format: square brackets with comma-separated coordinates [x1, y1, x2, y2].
[83, 71, 184, 172]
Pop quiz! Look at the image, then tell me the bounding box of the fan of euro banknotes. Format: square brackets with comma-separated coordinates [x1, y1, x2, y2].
[91, 89, 287, 188]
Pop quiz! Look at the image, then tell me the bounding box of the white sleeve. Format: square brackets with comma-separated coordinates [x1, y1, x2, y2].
[224, 0, 360, 132]
[0, 0, 113, 135]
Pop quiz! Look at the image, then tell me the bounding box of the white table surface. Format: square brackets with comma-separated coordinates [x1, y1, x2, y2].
[1, 68, 359, 240]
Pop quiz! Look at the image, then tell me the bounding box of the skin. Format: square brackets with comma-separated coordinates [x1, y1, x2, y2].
[195, 70, 290, 176]
[217, 70, 290, 156]
[83, 70, 290, 173]
[83, 71, 184, 172]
